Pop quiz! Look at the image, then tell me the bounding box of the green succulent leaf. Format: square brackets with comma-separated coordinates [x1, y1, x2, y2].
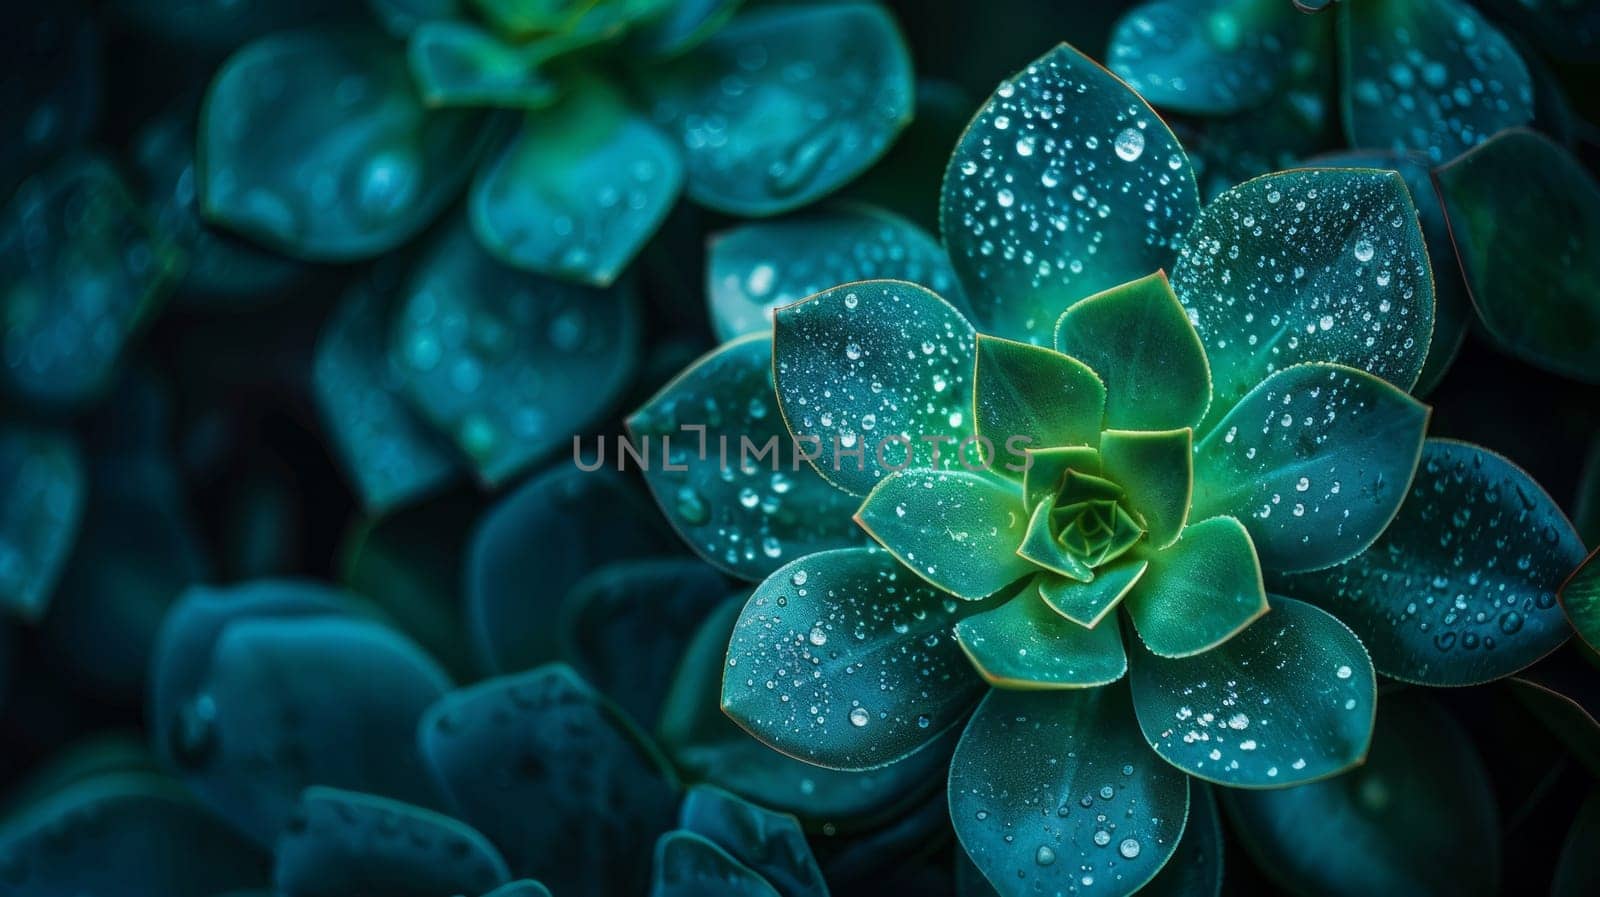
[941, 43, 1200, 344]
[1191, 363, 1428, 573]
[0, 426, 85, 621]
[1125, 516, 1267, 658]
[1053, 272, 1211, 432]
[629, 335, 863, 580]
[200, 30, 490, 260]
[644, 4, 913, 216]
[1018, 499, 1095, 583]
[722, 548, 991, 770]
[470, 80, 683, 285]
[651, 831, 780, 897]
[1130, 594, 1375, 788]
[708, 205, 966, 342]
[1562, 547, 1600, 657]
[407, 21, 559, 109]
[1173, 169, 1434, 423]
[389, 218, 639, 486]
[954, 585, 1129, 689]
[1098, 428, 1192, 550]
[677, 785, 826, 897]
[1224, 691, 1499, 897]
[1108, 0, 1319, 116]
[856, 469, 1031, 600]
[1434, 129, 1600, 383]
[949, 682, 1191, 897]
[1508, 673, 1600, 779]
[1339, 0, 1533, 164]
[1021, 445, 1101, 513]
[1276, 439, 1585, 685]
[1037, 560, 1147, 627]
[773, 280, 976, 496]
[973, 335, 1106, 461]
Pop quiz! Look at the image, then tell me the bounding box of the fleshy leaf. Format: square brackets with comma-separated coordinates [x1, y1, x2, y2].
[1339, 0, 1533, 163]
[949, 682, 1190, 897]
[1276, 439, 1584, 685]
[1172, 169, 1434, 420]
[1021, 445, 1101, 512]
[419, 665, 678, 895]
[1509, 672, 1600, 778]
[0, 154, 175, 407]
[466, 466, 678, 673]
[470, 80, 683, 284]
[1554, 790, 1600, 897]
[274, 787, 509, 897]
[1018, 499, 1095, 582]
[721, 548, 991, 770]
[1130, 595, 1375, 787]
[389, 218, 639, 486]
[1191, 363, 1428, 573]
[629, 334, 863, 581]
[370, 0, 463, 38]
[954, 586, 1128, 688]
[1108, 0, 1318, 115]
[1053, 272, 1211, 432]
[0, 774, 268, 897]
[973, 336, 1106, 459]
[1434, 129, 1600, 383]
[645, 4, 912, 215]
[631, 0, 743, 57]
[678, 785, 827, 897]
[1562, 548, 1600, 656]
[200, 30, 490, 260]
[0, 426, 84, 621]
[313, 276, 459, 515]
[407, 22, 558, 109]
[773, 280, 976, 496]
[1475, 0, 1600, 64]
[1125, 516, 1267, 658]
[856, 469, 1032, 599]
[708, 205, 966, 342]
[1098, 428, 1192, 550]
[482, 882, 554, 897]
[1037, 561, 1146, 627]
[1140, 782, 1224, 897]
[1224, 692, 1499, 897]
[940, 43, 1199, 344]
[650, 831, 780, 897]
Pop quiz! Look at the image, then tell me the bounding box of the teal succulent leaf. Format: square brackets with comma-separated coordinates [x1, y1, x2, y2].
[677, 785, 827, 897]
[369, 0, 464, 38]
[0, 426, 85, 621]
[1053, 272, 1211, 433]
[1302, 151, 1471, 395]
[407, 21, 560, 109]
[1037, 559, 1147, 627]
[1098, 428, 1193, 550]
[1108, 0, 1319, 116]
[949, 682, 1191, 897]
[1554, 789, 1600, 897]
[954, 584, 1129, 688]
[1130, 595, 1375, 788]
[662, 598, 958, 827]
[1434, 129, 1600, 383]
[1190, 362, 1429, 573]
[1276, 439, 1585, 685]
[274, 787, 510, 897]
[629, 334, 863, 580]
[630, 0, 744, 58]
[941, 43, 1200, 344]
[1138, 782, 1224, 897]
[1223, 691, 1499, 897]
[1338, 0, 1533, 164]
[1172, 168, 1435, 423]
[389, 218, 639, 486]
[1017, 498, 1097, 584]
[482, 882, 554, 897]
[856, 469, 1032, 600]
[1561, 547, 1600, 657]
[465, 467, 678, 673]
[0, 154, 176, 408]
[773, 280, 976, 496]
[644, 4, 913, 216]
[721, 548, 992, 770]
[707, 205, 965, 342]
[1021, 444, 1102, 513]
[0, 774, 268, 897]
[1475, 0, 1600, 64]
[313, 277, 460, 515]
[973, 335, 1106, 462]
[650, 831, 780, 897]
[200, 29, 492, 260]
[1124, 516, 1268, 658]
[419, 665, 679, 895]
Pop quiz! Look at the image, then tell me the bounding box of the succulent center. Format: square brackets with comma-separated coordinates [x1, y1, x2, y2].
[1016, 447, 1148, 583]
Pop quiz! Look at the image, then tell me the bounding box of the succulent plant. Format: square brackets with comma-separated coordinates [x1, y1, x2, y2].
[634, 41, 1588, 895]
[197, 0, 914, 286]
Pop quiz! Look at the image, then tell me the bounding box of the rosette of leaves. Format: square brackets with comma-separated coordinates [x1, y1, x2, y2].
[197, 0, 914, 286]
[633, 42, 1587, 896]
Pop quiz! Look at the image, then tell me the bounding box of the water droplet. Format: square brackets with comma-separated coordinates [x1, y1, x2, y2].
[1114, 127, 1145, 161]
[1119, 838, 1142, 859]
[849, 707, 870, 727]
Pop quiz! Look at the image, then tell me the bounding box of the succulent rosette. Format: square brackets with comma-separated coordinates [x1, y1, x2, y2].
[634, 42, 1587, 895]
